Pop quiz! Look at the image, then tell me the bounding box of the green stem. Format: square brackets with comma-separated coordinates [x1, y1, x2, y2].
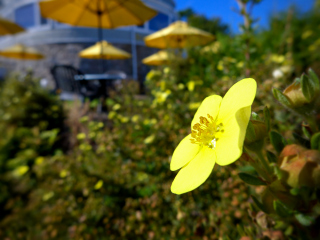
[244, 148, 273, 183]
[305, 117, 319, 133]
[256, 150, 273, 175]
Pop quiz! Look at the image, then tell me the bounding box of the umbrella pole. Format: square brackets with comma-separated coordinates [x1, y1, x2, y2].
[97, 12, 104, 73]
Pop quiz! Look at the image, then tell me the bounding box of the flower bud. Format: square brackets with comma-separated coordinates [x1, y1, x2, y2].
[279, 145, 320, 188]
[283, 80, 309, 108]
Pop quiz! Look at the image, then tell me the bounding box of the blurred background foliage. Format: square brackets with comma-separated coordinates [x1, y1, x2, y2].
[1, 1, 320, 240]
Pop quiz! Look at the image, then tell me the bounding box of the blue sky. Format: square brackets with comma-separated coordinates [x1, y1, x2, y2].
[174, 0, 315, 33]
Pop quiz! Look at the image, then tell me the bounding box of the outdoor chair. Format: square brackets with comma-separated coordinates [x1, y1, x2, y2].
[51, 65, 100, 101]
[104, 70, 127, 92]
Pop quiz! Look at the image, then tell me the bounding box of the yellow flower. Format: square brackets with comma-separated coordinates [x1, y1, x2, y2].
[170, 78, 257, 194]
[187, 81, 195, 91]
[35, 156, 44, 165]
[14, 166, 29, 176]
[144, 134, 155, 144]
[94, 180, 104, 190]
[60, 169, 68, 178]
[271, 54, 285, 63]
[77, 133, 86, 140]
[188, 102, 201, 110]
[131, 115, 140, 123]
[113, 104, 121, 111]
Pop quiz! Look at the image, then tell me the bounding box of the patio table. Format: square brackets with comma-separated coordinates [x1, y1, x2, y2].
[74, 73, 126, 112]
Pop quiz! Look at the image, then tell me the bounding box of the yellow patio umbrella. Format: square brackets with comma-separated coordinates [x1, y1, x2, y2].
[0, 44, 44, 60]
[0, 17, 24, 36]
[79, 41, 131, 60]
[144, 21, 214, 49]
[40, 0, 157, 41]
[142, 50, 175, 66]
[40, 0, 157, 73]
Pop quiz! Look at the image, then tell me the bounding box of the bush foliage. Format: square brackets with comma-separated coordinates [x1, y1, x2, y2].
[1, 2, 320, 240]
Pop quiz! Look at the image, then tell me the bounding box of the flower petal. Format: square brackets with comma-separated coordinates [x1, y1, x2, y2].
[215, 106, 251, 166]
[191, 95, 222, 128]
[171, 147, 216, 194]
[218, 78, 256, 122]
[170, 134, 200, 171]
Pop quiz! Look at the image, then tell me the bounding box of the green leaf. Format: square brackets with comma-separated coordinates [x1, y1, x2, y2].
[273, 200, 292, 218]
[269, 131, 286, 153]
[301, 74, 314, 102]
[272, 88, 292, 107]
[266, 151, 277, 163]
[245, 121, 256, 143]
[295, 213, 315, 226]
[263, 106, 271, 132]
[251, 195, 268, 213]
[302, 126, 311, 139]
[311, 132, 320, 151]
[308, 68, 320, 92]
[251, 112, 262, 121]
[292, 132, 310, 148]
[238, 172, 267, 186]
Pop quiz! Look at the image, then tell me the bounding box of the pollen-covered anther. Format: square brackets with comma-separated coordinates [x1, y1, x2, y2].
[200, 116, 209, 126]
[190, 114, 224, 148]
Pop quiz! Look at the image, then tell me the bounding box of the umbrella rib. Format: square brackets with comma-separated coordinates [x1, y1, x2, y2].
[73, 0, 93, 26]
[103, 0, 115, 28]
[106, 0, 150, 23]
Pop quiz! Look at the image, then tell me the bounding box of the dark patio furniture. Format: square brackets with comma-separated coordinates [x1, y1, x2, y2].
[51, 65, 100, 101]
[74, 71, 127, 112]
[74, 71, 126, 98]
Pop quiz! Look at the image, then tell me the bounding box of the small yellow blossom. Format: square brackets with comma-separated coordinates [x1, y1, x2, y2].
[160, 80, 166, 91]
[77, 133, 86, 140]
[189, 102, 201, 110]
[154, 90, 171, 103]
[35, 156, 44, 165]
[178, 83, 185, 90]
[131, 115, 140, 123]
[170, 78, 257, 194]
[143, 119, 151, 125]
[14, 166, 29, 176]
[163, 67, 171, 74]
[108, 111, 117, 119]
[271, 54, 285, 63]
[146, 70, 161, 81]
[80, 116, 89, 122]
[236, 61, 244, 68]
[144, 134, 155, 144]
[43, 191, 54, 201]
[217, 60, 224, 71]
[94, 180, 104, 190]
[113, 104, 121, 111]
[60, 169, 68, 178]
[119, 116, 129, 123]
[202, 41, 220, 53]
[187, 81, 195, 91]
[150, 118, 157, 125]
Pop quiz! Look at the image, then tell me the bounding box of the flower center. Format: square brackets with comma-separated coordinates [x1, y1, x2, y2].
[190, 114, 224, 149]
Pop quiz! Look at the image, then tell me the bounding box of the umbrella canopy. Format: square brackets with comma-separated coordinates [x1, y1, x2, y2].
[0, 17, 24, 36]
[0, 44, 44, 60]
[39, 0, 157, 29]
[79, 41, 131, 60]
[142, 50, 175, 66]
[144, 21, 214, 49]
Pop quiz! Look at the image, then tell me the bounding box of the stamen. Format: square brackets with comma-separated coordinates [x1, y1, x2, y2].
[190, 115, 224, 149]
